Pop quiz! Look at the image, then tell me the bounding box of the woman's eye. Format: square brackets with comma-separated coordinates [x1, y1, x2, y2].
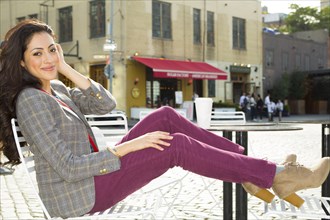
[33, 52, 42, 56]
[50, 48, 57, 53]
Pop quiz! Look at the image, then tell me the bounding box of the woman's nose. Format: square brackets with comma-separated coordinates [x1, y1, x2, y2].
[43, 52, 54, 63]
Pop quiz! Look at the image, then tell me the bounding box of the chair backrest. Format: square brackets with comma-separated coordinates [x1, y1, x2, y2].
[10, 118, 52, 219]
[210, 111, 246, 126]
[139, 109, 187, 121]
[85, 113, 128, 137]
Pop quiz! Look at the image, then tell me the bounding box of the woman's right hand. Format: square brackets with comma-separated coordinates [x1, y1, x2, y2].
[112, 131, 173, 157]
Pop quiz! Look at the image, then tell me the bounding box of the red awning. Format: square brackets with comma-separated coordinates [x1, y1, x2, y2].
[133, 56, 227, 80]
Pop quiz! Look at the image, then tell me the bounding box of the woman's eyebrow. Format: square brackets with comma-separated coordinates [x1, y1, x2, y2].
[30, 44, 55, 52]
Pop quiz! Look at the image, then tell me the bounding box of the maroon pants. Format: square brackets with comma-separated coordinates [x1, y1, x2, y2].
[89, 106, 276, 213]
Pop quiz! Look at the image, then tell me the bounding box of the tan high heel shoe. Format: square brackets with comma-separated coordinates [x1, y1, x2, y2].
[272, 157, 330, 208]
[242, 182, 275, 203]
[242, 154, 298, 203]
[279, 154, 304, 208]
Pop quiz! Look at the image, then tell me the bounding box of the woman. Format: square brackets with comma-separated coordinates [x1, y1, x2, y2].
[0, 20, 329, 218]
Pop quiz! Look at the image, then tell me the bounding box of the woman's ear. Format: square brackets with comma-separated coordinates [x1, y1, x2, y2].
[20, 60, 25, 68]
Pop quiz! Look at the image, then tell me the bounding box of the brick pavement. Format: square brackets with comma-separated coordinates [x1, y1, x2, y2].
[1, 114, 329, 219]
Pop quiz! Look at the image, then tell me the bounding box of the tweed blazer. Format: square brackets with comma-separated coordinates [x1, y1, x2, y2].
[16, 79, 121, 218]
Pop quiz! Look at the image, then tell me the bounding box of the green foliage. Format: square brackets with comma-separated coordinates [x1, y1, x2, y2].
[213, 101, 239, 110]
[318, 7, 330, 33]
[288, 71, 307, 99]
[271, 71, 307, 101]
[311, 77, 330, 101]
[284, 5, 330, 35]
[272, 73, 290, 101]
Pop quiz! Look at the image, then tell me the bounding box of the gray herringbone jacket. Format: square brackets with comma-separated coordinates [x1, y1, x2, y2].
[16, 79, 121, 218]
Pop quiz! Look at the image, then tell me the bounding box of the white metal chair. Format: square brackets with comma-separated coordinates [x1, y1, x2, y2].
[264, 196, 330, 219]
[139, 109, 187, 121]
[210, 111, 246, 126]
[11, 118, 160, 219]
[85, 113, 128, 149]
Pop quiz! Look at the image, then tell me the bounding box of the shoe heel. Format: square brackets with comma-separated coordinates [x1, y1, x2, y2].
[283, 193, 305, 208]
[254, 189, 275, 203]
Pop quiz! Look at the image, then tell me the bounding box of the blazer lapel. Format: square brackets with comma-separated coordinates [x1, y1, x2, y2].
[52, 90, 93, 131]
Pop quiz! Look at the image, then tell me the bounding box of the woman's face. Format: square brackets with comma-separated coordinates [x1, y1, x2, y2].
[20, 32, 59, 88]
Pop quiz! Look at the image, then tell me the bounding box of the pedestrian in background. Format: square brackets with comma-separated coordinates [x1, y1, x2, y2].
[250, 93, 257, 121]
[276, 99, 284, 122]
[264, 91, 271, 121]
[0, 20, 328, 219]
[239, 92, 247, 113]
[256, 94, 264, 121]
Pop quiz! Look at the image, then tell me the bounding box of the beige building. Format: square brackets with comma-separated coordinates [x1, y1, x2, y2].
[0, 0, 263, 118]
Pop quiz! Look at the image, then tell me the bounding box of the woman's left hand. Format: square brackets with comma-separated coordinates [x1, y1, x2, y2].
[55, 43, 71, 76]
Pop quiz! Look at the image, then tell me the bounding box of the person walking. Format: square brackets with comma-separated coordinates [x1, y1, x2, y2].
[239, 92, 247, 113]
[264, 91, 271, 121]
[256, 94, 264, 121]
[276, 99, 284, 121]
[250, 93, 257, 121]
[0, 20, 329, 219]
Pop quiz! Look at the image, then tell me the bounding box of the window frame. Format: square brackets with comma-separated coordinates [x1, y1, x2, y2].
[89, 0, 106, 39]
[207, 11, 215, 46]
[193, 8, 201, 44]
[232, 17, 246, 50]
[152, 0, 172, 39]
[58, 6, 73, 43]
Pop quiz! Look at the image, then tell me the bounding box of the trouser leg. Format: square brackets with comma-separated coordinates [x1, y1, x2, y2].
[118, 106, 244, 154]
[90, 132, 276, 213]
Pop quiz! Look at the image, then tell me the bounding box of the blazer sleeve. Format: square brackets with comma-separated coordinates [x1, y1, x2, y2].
[16, 88, 121, 183]
[51, 79, 117, 115]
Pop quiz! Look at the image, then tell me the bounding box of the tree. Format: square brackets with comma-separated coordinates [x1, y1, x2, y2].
[317, 6, 330, 34]
[288, 71, 307, 100]
[284, 4, 330, 35]
[272, 73, 290, 101]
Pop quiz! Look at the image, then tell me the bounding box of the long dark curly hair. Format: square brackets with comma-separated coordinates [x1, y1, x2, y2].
[0, 19, 55, 166]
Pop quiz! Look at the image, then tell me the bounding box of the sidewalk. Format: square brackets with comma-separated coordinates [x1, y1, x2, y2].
[1, 114, 329, 219]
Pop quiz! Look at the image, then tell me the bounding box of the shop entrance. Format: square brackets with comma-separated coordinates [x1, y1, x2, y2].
[146, 69, 182, 108]
[159, 79, 178, 107]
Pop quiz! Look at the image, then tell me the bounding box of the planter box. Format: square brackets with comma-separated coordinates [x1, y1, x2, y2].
[289, 100, 305, 115]
[213, 108, 236, 112]
[312, 101, 328, 114]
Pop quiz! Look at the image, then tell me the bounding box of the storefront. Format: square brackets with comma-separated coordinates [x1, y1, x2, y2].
[126, 56, 227, 118]
[229, 64, 253, 104]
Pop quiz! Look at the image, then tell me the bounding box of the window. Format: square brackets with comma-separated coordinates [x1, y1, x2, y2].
[59, 6, 73, 42]
[152, 0, 172, 39]
[232, 17, 246, 50]
[282, 52, 289, 71]
[304, 55, 310, 71]
[208, 80, 215, 97]
[295, 53, 301, 69]
[265, 49, 274, 67]
[318, 57, 324, 68]
[90, 0, 105, 38]
[193, 8, 201, 44]
[207, 11, 214, 46]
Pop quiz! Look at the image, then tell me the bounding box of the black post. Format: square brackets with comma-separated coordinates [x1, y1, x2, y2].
[322, 124, 330, 219]
[236, 131, 248, 220]
[223, 131, 233, 220]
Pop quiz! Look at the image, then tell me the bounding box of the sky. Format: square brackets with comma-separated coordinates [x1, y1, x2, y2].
[261, 0, 321, 14]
